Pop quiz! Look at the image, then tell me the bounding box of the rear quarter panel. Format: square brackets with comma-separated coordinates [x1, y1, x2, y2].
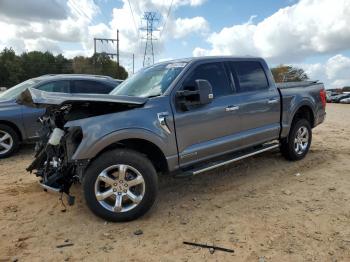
[279, 83, 326, 138]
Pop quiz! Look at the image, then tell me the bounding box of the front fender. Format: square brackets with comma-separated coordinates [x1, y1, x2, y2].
[71, 128, 175, 161]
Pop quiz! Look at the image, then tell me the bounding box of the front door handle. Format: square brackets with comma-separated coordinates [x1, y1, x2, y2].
[225, 105, 239, 112]
[267, 99, 279, 104]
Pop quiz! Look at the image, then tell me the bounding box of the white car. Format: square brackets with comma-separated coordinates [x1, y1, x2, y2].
[340, 97, 350, 104]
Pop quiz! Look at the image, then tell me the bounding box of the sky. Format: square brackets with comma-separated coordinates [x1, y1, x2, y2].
[0, 0, 350, 88]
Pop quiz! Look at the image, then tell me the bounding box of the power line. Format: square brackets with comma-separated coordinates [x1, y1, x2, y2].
[159, 0, 174, 39]
[70, 0, 97, 25]
[127, 0, 138, 35]
[92, 0, 110, 23]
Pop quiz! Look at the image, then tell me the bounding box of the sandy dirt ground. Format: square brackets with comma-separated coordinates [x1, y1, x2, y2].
[0, 103, 349, 262]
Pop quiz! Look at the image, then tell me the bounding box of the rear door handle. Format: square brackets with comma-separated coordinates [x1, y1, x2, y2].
[267, 99, 279, 104]
[225, 105, 239, 112]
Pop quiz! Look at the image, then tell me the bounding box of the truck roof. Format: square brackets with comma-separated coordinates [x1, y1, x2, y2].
[34, 74, 122, 82]
[156, 56, 264, 65]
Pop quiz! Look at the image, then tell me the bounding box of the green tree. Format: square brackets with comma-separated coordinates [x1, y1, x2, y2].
[72, 56, 94, 74]
[20, 51, 63, 80]
[74, 53, 128, 79]
[0, 48, 24, 87]
[271, 65, 309, 83]
[0, 48, 128, 87]
[55, 54, 73, 74]
[91, 53, 128, 79]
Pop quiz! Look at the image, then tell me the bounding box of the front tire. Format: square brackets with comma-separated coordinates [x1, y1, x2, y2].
[280, 119, 312, 161]
[83, 149, 158, 222]
[0, 124, 20, 159]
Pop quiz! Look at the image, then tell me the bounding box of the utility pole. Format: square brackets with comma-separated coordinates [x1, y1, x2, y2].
[93, 36, 120, 75]
[117, 30, 119, 66]
[94, 38, 96, 54]
[140, 12, 159, 67]
[93, 37, 119, 59]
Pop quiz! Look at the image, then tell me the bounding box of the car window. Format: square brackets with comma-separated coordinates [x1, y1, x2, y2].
[0, 79, 41, 100]
[71, 80, 114, 94]
[184, 62, 232, 98]
[230, 61, 269, 92]
[37, 81, 70, 93]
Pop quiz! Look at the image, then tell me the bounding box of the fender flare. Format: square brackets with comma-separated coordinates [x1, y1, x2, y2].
[289, 99, 316, 127]
[72, 128, 171, 161]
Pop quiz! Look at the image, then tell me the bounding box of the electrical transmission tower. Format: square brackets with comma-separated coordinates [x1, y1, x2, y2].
[140, 12, 160, 67]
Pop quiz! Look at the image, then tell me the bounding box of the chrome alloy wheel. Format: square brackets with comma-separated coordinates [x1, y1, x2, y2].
[294, 126, 309, 155]
[94, 164, 145, 213]
[0, 130, 13, 155]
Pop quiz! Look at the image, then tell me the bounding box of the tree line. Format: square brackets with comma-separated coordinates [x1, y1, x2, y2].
[0, 47, 311, 88]
[0, 48, 128, 87]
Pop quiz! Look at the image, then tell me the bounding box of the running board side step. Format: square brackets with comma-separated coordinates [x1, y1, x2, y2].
[39, 182, 61, 193]
[176, 143, 280, 178]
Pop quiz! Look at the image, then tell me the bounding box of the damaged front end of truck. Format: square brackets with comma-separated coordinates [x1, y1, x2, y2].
[17, 88, 147, 204]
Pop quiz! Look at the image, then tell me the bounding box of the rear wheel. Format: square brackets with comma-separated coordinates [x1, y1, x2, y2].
[0, 124, 20, 159]
[83, 149, 158, 222]
[281, 119, 312, 161]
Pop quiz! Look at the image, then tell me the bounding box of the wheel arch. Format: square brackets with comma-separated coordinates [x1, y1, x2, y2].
[0, 120, 23, 141]
[93, 138, 169, 174]
[291, 104, 315, 128]
[75, 129, 172, 174]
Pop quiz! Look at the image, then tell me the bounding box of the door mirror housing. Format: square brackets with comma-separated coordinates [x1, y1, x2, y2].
[176, 79, 213, 110]
[194, 79, 213, 105]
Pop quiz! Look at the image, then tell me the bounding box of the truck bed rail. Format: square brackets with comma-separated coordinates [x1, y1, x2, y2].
[276, 81, 322, 89]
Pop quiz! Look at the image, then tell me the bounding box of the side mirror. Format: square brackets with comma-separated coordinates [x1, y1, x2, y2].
[195, 79, 213, 105]
[176, 79, 213, 110]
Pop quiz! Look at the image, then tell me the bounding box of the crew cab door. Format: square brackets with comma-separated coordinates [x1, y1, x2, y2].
[227, 60, 281, 146]
[172, 62, 241, 167]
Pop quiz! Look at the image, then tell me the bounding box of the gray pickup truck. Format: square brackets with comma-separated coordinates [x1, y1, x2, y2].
[19, 57, 326, 222]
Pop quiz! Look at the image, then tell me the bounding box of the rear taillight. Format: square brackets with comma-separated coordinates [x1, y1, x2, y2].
[320, 89, 326, 109]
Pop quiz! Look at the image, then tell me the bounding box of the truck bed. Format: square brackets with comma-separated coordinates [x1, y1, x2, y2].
[277, 81, 326, 139]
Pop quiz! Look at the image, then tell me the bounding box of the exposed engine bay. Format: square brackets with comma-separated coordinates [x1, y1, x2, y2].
[17, 88, 146, 203]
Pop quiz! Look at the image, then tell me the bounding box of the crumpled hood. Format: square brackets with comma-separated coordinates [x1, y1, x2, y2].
[16, 87, 148, 108]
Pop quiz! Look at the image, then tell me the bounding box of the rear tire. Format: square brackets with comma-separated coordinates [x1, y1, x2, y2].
[280, 119, 312, 161]
[83, 149, 158, 222]
[0, 124, 20, 159]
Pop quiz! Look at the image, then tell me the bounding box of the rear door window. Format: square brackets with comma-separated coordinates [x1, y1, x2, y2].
[37, 81, 70, 93]
[71, 80, 114, 94]
[229, 61, 269, 92]
[183, 62, 232, 98]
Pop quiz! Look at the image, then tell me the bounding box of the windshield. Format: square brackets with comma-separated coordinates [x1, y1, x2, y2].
[111, 62, 187, 97]
[0, 79, 40, 100]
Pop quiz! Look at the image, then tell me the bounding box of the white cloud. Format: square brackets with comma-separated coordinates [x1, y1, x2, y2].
[103, 0, 208, 71]
[171, 17, 209, 39]
[108, 1, 209, 54]
[0, 0, 99, 53]
[193, 0, 350, 63]
[297, 54, 350, 88]
[0, 0, 69, 21]
[0, 0, 208, 73]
